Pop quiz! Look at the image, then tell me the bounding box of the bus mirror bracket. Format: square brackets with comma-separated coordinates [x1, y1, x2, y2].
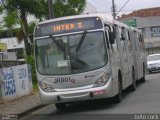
[28, 34, 33, 45]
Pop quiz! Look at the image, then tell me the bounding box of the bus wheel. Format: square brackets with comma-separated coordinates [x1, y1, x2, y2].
[141, 65, 146, 83]
[113, 75, 122, 103]
[55, 103, 66, 110]
[130, 68, 136, 91]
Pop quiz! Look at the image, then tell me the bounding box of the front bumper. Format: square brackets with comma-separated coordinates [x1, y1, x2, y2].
[38, 78, 114, 104]
[148, 66, 160, 72]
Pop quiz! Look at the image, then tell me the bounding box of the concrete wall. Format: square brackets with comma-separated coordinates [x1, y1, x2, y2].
[0, 64, 32, 101]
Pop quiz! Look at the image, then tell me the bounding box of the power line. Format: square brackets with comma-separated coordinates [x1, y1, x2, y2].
[117, 0, 130, 15]
[92, 0, 112, 12]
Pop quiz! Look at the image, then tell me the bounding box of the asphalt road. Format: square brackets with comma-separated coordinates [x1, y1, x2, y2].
[20, 73, 160, 120]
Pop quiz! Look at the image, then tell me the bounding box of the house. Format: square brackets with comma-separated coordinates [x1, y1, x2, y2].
[119, 7, 160, 55]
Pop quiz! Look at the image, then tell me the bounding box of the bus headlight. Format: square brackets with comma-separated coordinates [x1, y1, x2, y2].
[39, 82, 55, 92]
[93, 73, 111, 88]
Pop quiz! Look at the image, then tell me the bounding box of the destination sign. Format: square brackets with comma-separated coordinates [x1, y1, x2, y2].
[35, 17, 103, 37]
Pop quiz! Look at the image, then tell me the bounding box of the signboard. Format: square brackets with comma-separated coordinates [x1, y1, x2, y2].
[35, 17, 103, 37]
[0, 42, 7, 52]
[151, 26, 160, 37]
[121, 18, 137, 27]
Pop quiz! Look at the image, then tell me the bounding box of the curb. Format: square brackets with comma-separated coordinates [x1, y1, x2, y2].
[18, 104, 47, 118]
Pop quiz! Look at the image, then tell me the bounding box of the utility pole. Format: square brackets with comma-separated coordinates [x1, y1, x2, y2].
[48, 0, 54, 19]
[112, 0, 116, 19]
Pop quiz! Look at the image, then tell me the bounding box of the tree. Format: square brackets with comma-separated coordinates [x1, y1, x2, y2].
[0, 0, 47, 56]
[54, 0, 86, 18]
[3, 11, 19, 38]
[0, 0, 86, 56]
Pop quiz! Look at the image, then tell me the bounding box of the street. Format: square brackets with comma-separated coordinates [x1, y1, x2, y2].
[20, 73, 160, 120]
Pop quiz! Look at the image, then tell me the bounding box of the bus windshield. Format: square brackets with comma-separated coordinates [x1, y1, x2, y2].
[35, 31, 107, 75]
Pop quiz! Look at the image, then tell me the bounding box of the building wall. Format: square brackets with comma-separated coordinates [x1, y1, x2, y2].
[119, 7, 160, 56]
[137, 17, 160, 55]
[121, 16, 160, 56]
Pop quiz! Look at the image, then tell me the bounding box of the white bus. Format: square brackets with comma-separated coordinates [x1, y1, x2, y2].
[34, 14, 146, 109]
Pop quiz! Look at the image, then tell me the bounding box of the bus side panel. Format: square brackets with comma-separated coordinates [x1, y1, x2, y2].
[115, 26, 129, 90]
[129, 30, 139, 81]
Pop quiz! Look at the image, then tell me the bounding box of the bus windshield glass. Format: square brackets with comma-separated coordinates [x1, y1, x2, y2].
[35, 31, 108, 75]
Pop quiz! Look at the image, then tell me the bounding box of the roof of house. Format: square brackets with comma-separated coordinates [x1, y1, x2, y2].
[119, 7, 160, 20]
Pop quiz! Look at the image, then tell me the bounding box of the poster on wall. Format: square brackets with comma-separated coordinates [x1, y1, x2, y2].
[0, 67, 17, 100]
[13, 64, 30, 97]
[151, 26, 160, 37]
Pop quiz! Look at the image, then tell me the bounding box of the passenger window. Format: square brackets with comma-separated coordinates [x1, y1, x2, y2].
[119, 28, 125, 51]
[136, 33, 142, 52]
[127, 31, 132, 51]
[140, 35, 145, 49]
[110, 26, 118, 53]
[134, 32, 138, 51]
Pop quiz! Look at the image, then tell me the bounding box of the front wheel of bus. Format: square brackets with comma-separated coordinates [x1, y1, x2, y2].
[113, 75, 122, 103]
[55, 103, 66, 110]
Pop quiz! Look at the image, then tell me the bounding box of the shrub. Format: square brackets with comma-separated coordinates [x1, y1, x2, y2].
[26, 55, 37, 83]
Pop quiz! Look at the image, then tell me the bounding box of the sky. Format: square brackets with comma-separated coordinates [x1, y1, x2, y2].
[88, 0, 160, 16]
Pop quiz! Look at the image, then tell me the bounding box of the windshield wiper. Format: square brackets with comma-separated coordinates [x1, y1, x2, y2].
[49, 34, 65, 51]
[76, 30, 87, 52]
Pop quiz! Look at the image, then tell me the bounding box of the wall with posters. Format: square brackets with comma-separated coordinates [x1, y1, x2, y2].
[0, 64, 33, 101]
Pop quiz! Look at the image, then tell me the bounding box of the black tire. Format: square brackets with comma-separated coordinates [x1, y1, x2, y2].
[141, 65, 146, 83]
[55, 103, 66, 110]
[113, 74, 122, 103]
[130, 68, 136, 91]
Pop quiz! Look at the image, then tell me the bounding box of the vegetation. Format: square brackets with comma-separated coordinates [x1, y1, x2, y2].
[26, 55, 37, 85]
[0, 0, 86, 88]
[54, 0, 86, 18]
[0, 0, 47, 55]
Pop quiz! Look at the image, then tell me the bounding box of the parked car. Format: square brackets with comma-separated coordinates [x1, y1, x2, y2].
[147, 54, 160, 73]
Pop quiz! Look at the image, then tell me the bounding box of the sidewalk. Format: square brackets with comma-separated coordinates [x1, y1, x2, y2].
[0, 92, 42, 115]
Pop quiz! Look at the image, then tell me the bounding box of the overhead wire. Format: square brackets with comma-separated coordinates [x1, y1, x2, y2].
[91, 0, 112, 13]
[116, 0, 130, 15]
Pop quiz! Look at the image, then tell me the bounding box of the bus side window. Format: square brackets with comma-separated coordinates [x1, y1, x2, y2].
[119, 28, 126, 51]
[134, 31, 138, 51]
[135, 32, 141, 52]
[110, 26, 118, 53]
[127, 31, 132, 51]
[105, 29, 110, 49]
[140, 35, 145, 49]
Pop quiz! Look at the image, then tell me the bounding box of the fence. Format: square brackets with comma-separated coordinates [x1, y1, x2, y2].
[0, 64, 33, 101]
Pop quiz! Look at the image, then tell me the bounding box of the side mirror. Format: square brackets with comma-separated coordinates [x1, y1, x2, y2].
[109, 32, 116, 44]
